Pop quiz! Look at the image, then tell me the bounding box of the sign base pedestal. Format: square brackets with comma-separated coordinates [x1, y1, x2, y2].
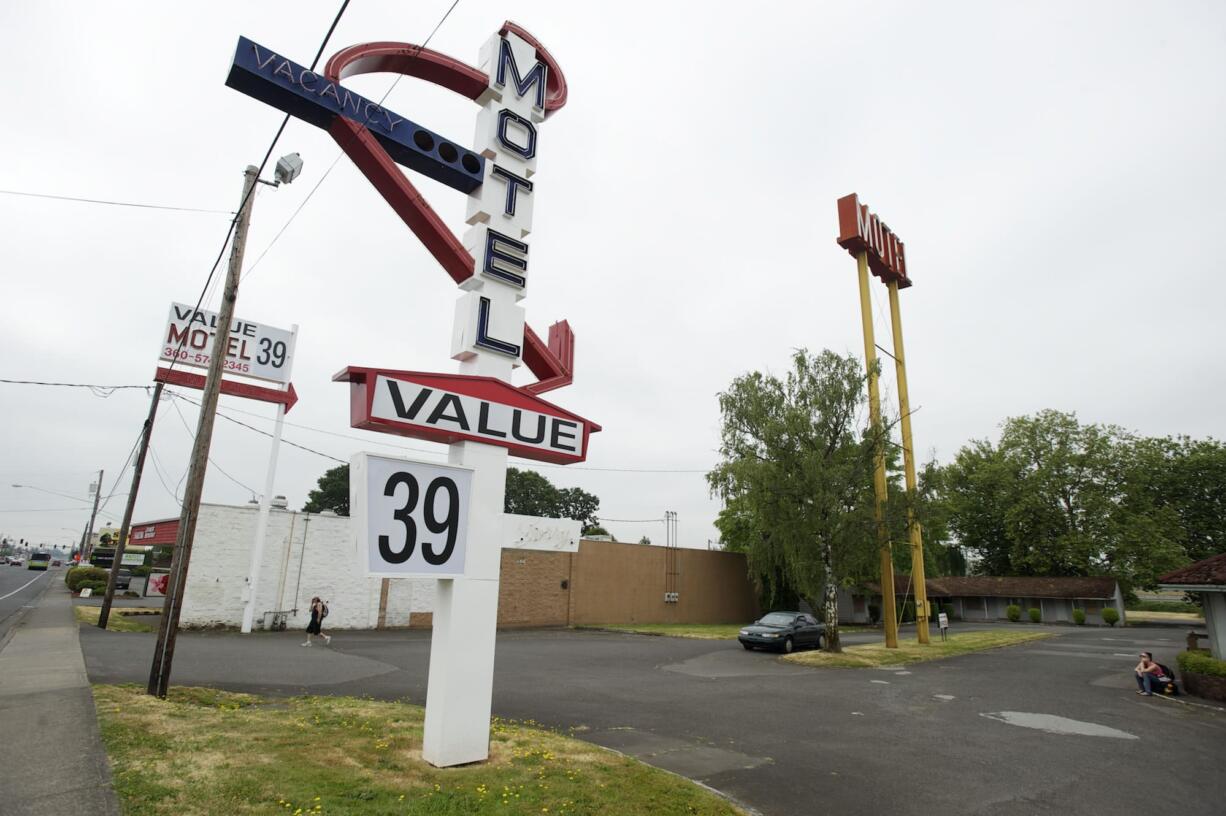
[422, 576, 500, 767]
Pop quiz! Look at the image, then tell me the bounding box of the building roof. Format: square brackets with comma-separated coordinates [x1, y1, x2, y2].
[1158, 553, 1226, 588]
[868, 574, 1118, 600]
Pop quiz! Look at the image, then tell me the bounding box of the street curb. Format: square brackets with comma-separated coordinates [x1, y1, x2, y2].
[1149, 692, 1225, 714]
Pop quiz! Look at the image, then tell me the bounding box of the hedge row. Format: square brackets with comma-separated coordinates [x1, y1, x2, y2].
[1178, 649, 1226, 679]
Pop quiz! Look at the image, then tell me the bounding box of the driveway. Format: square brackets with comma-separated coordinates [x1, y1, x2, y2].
[80, 622, 1225, 815]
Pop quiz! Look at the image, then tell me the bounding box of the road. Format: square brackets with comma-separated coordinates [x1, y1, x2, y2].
[0, 563, 55, 649]
[79, 619, 1225, 815]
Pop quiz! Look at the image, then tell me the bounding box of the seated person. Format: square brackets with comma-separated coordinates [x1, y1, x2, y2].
[1134, 651, 1168, 695]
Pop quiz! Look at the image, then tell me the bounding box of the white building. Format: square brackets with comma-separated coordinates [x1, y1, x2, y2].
[138, 502, 579, 630]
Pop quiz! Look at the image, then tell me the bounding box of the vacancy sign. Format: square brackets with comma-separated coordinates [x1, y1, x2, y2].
[334, 367, 601, 465]
[350, 452, 473, 577]
[159, 302, 294, 383]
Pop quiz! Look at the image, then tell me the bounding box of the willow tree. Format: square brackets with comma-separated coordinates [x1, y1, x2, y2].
[708, 349, 880, 652]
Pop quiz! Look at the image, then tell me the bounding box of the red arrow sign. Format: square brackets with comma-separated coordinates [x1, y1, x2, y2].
[334, 366, 599, 465]
[154, 367, 298, 413]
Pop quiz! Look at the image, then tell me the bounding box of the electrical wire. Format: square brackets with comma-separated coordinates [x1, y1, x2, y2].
[0, 507, 90, 514]
[594, 517, 666, 523]
[172, 0, 353, 359]
[242, 0, 462, 283]
[167, 397, 261, 494]
[95, 431, 144, 516]
[0, 379, 152, 398]
[147, 445, 183, 504]
[168, 391, 346, 464]
[0, 188, 232, 215]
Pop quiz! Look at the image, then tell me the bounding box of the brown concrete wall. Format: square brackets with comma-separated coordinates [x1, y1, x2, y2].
[569, 540, 759, 625]
[498, 549, 573, 627]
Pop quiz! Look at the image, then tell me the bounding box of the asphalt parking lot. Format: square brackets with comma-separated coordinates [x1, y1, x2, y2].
[80, 621, 1225, 815]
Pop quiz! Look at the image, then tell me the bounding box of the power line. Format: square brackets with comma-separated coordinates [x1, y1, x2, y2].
[0, 379, 152, 398]
[0, 507, 90, 514]
[0, 188, 232, 215]
[166, 388, 712, 474]
[243, 0, 462, 283]
[168, 391, 346, 464]
[594, 517, 666, 523]
[95, 431, 145, 517]
[147, 445, 184, 503]
[167, 397, 261, 494]
[173, 0, 353, 361]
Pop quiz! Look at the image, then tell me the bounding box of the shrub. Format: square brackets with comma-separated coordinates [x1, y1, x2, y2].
[900, 601, 916, 622]
[1028, 608, 1041, 623]
[1178, 649, 1226, 679]
[76, 579, 107, 594]
[868, 604, 881, 624]
[941, 603, 954, 616]
[1006, 604, 1021, 622]
[1072, 608, 1086, 625]
[66, 567, 108, 592]
[1102, 608, 1120, 627]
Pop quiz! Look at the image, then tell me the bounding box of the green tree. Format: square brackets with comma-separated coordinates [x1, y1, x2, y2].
[941, 411, 1185, 591]
[303, 464, 350, 516]
[504, 467, 602, 533]
[708, 349, 882, 652]
[1128, 435, 1226, 563]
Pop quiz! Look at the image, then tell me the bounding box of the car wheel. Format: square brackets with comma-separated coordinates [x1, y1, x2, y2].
[816, 635, 824, 651]
[741, 642, 753, 651]
[782, 636, 794, 654]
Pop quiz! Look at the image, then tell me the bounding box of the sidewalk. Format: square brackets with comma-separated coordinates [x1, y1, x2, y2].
[0, 580, 119, 815]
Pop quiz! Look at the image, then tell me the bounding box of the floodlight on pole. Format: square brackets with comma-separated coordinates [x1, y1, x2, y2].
[273, 153, 304, 186]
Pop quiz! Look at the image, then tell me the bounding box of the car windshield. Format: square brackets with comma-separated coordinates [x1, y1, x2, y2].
[757, 613, 797, 626]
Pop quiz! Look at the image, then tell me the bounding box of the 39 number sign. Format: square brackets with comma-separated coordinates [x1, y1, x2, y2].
[350, 453, 473, 577]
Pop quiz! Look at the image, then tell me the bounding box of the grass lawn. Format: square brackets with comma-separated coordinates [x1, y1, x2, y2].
[1126, 610, 1205, 625]
[782, 629, 1056, 668]
[94, 685, 744, 816]
[74, 605, 161, 632]
[582, 623, 875, 640]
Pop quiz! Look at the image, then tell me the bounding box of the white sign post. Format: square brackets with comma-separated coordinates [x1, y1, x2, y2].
[938, 611, 950, 641]
[424, 31, 549, 768]
[240, 324, 298, 634]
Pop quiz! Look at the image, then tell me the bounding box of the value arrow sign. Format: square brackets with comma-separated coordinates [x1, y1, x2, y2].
[334, 366, 599, 465]
[154, 367, 298, 412]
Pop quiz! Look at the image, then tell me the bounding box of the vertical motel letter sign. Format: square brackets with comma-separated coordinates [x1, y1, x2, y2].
[227, 22, 595, 768]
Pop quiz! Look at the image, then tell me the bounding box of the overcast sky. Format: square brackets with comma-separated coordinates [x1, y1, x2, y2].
[1, 1, 1223, 551]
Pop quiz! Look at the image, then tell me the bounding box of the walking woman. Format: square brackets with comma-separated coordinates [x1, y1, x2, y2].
[302, 596, 331, 646]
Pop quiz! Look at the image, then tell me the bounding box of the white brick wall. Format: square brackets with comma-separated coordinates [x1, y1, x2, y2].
[179, 503, 578, 629]
[181, 503, 435, 629]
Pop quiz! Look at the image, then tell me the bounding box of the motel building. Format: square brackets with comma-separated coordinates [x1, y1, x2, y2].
[129, 501, 1134, 632]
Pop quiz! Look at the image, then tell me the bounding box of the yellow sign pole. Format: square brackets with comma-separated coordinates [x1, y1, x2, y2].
[887, 281, 930, 645]
[856, 251, 898, 648]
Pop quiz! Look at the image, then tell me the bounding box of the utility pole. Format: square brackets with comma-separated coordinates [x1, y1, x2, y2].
[148, 166, 260, 697]
[99, 382, 164, 629]
[80, 470, 104, 563]
[856, 251, 898, 648]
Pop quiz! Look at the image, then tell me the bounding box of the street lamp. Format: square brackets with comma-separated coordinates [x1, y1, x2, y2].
[11, 483, 91, 503]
